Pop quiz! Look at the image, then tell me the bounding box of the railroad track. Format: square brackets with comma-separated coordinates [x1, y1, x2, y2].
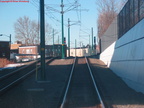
[60, 57, 105, 108]
[0, 57, 55, 95]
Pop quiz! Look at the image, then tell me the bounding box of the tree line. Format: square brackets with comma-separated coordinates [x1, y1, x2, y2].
[14, 16, 56, 46]
[15, 0, 127, 45]
[96, 0, 127, 38]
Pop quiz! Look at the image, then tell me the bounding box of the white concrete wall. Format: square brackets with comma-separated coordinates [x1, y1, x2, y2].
[100, 19, 144, 93]
[100, 42, 116, 67]
[100, 17, 117, 52]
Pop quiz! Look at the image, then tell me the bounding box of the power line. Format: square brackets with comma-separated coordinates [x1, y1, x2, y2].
[30, 0, 87, 30]
[30, 0, 39, 9]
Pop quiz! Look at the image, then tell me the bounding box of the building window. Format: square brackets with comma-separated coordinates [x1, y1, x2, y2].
[26, 49, 30, 54]
[22, 49, 25, 54]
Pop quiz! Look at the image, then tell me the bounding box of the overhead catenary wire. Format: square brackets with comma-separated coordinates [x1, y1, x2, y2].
[30, 0, 89, 47]
[30, 0, 86, 30]
[30, 0, 39, 9]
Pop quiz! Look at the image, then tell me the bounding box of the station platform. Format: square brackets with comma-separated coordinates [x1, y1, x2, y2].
[0, 58, 74, 108]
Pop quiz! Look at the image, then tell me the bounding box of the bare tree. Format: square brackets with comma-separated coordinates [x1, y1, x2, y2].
[14, 16, 39, 45]
[14, 16, 53, 45]
[96, 0, 127, 38]
[45, 23, 53, 45]
[45, 24, 59, 45]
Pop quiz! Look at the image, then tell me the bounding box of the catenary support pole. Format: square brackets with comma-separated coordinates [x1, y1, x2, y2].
[89, 35, 91, 56]
[40, 0, 46, 81]
[58, 35, 59, 44]
[61, 0, 65, 59]
[53, 29, 54, 57]
[75, 39, 77, 57]
[68, 18, 70, 57]
[91, 27, 93, 50]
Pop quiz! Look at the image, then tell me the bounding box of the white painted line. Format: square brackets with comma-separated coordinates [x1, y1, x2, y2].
[27, 88, 44, 91]
[85, 57, 105, 108]
[36, 81, 51, 83]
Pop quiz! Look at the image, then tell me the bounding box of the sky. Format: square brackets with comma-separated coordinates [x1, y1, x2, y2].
[0, 0, 98, 48]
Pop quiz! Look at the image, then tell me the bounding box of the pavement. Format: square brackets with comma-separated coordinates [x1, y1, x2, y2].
[88, 57, 144, 108]
[0, 57, 144, 108]
[0, 58, 74, 108]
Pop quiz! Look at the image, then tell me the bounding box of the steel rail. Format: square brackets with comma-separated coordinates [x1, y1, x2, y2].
[0, 60, 38, 81]
[85, 57, 105, 108]
[60, 57, 76, 108]
[0, 58, 54, 81]
[0, 68, 35, 94]
[0, 57, 55, 95]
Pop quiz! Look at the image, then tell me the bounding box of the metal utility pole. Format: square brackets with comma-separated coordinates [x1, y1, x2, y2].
[61, 0, 65, 59]
[94, 36, 96, 48]
[68, 18, 70, 57]
[82, 42, 83, 47]
[45, 0, 84, 58]
[89, 35, 91, 56]
[91, 27, 93, 50]
[75, 39, 77, 57]
[58, 35, 59, 44]
[94, 36, 96, 55]
[40, 0, 46, 81]
[89, 35, 90, 48]
[67, 18, 80, 57]
[53, 29, 55, 57]
[9, 34, 11, 50]
[10, 34, 11, 45]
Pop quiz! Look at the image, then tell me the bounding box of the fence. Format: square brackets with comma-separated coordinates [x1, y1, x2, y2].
[118, 0, 144, 38]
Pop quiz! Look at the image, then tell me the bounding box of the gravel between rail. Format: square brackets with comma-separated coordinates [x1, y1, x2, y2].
[62, 57, 101, 108]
